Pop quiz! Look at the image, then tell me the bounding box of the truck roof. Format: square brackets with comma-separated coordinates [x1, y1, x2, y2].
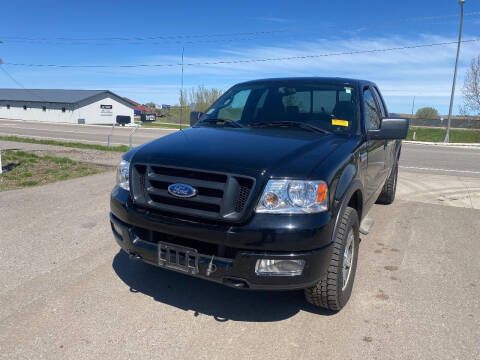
[237, 77, 376, 88]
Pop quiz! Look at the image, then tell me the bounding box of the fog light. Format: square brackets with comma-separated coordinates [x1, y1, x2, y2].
[111, 222, 123, 236]
[255, 259, 305, 276]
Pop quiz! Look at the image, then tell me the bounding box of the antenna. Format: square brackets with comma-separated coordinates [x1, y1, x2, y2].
[180, 47, 184, 130]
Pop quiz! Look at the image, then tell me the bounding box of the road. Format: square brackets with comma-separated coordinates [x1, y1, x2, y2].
[0, 118, 175, 147]
[400, 143, 480, 177]
[0, 169, 479, 359]
[1, 118, 479, 177]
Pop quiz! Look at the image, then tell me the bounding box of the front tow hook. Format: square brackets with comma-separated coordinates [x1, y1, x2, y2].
[223, 278, 249, 288]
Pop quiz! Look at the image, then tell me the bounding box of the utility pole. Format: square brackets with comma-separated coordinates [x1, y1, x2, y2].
[445, 0, 465, 143]
[411, 96, 416, 116]
[0, 58, 3, 174]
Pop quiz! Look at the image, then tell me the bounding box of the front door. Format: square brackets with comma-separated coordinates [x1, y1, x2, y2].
[363, 87, 386, 202]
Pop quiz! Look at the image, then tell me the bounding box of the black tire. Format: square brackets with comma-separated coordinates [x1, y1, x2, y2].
[377, 162, 398, 205]
[304, 207, 360, 311]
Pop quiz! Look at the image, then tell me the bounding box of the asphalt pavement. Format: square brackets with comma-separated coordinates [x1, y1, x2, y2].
[0, 171, 479, 359]
[400, 143, 480, 177]
[1, 118, 480, 176]
[0, 118, 175, 147]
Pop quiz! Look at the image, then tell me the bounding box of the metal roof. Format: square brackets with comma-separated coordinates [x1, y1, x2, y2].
[0, 88, 126, 104]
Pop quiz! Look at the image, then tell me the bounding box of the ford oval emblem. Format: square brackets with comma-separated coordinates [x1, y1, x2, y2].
[167, 183, 197, 198]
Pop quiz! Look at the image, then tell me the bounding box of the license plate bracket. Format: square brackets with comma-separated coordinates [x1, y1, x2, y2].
[158, 242, 199, 274]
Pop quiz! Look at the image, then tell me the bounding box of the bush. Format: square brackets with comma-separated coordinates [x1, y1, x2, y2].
[415, 107, 439, 119]
[179, 85, 223, 112]
[175, 85, 224, 124]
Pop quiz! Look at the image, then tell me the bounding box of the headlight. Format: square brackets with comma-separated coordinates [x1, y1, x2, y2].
[116, 159, 130, 191]
[256, 180, 328, 214]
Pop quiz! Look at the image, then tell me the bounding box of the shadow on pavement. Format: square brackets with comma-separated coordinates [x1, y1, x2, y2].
[112, 250, 335, 322]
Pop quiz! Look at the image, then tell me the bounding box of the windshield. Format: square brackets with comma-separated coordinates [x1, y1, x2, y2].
[198, 82, 358, 134]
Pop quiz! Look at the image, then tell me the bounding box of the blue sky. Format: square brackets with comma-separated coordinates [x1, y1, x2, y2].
[1, 0, 479, 114]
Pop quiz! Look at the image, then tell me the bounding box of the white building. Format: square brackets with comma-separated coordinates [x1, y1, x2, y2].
[0, 89, 134, 125]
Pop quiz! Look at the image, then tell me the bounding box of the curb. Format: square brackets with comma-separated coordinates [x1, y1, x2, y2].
[404, 140, 480, 148]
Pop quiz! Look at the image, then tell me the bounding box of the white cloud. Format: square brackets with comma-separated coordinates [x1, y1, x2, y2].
[4, 33, 478, 111]
[251, 16, 290, 23]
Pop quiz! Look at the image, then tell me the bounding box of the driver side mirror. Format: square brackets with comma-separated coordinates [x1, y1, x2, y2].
[368, 117, 409, 140]
[190, 111, 204, 126]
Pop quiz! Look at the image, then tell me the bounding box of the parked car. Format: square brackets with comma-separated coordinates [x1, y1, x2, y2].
[110, 77, 408, 310]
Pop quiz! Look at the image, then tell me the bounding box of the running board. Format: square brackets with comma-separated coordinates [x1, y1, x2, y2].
[359, 217, 375, 235]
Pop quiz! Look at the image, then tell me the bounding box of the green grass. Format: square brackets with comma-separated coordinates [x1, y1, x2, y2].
[135, 121, 187, 129]
[0, 135, 130, 152]
[407, 127, 480, 143]
[0, 150, 109, 191]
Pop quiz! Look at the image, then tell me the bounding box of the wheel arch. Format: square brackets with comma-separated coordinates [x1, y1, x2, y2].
[347, 189, 363, 222]
[396, 140, 402, 160]
[331, 178, 364, 244]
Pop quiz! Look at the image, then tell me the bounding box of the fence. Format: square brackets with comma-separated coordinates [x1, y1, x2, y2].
[409, 117, 480, 129]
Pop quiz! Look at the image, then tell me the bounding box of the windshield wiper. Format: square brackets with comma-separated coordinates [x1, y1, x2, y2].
[249, 121, 331, 134]
[197, 118, 245, 128]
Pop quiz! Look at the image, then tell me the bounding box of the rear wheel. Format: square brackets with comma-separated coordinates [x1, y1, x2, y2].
[304, 207, 359, 311]
[377, 162, 398, 205]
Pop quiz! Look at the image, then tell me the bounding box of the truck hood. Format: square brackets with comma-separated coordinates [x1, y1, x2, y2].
[131, 127, 352, 178]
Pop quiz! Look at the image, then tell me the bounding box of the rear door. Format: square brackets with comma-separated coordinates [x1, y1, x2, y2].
[363, 87, 386, 201]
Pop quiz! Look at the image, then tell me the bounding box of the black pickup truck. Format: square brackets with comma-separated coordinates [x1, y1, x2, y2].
[110, 77, 409, 311]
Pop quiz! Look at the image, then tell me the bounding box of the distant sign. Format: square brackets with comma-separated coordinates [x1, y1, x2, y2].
[100, 104, 113, 116]
[141, 113, 156, 122]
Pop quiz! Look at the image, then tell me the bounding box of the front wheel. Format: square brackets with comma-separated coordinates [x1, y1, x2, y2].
[377, 162, 398, 205]
[304, 206, 359, 311]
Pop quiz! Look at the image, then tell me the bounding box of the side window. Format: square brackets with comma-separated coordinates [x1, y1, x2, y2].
[372, 87, 387, 118]
[363, 88, 381, 130]
[217, 89, 251, 121]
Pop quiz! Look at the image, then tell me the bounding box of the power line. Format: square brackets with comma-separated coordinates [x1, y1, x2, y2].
[3, 38, 479, 69]
[1, 11, 479, 45]
[0, 65, 49, 102]
[3, 16, 478, 48]
[2, 35, 285, 46]
[1, 29, 288, 42]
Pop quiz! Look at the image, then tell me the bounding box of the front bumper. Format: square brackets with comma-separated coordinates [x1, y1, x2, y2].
[111, 213, 332, 290]
[110, 187, 335, 290]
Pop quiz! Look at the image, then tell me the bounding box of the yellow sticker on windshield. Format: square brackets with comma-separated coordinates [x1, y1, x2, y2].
[332, 119, 349, 127]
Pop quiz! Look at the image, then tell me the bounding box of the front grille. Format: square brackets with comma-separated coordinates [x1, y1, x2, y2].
[131, 164, 255, 222]
[235, 179, 252, 213]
